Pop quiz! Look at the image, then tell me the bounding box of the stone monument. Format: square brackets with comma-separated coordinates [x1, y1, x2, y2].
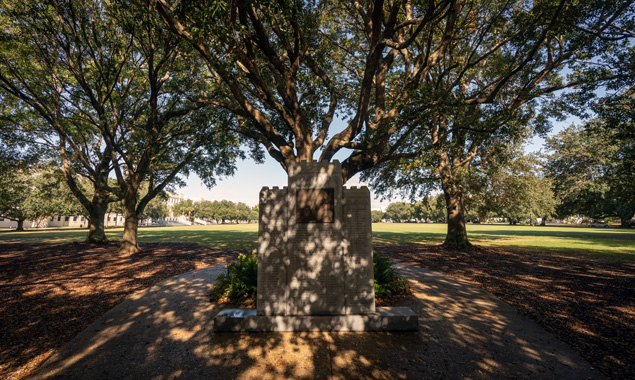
[214, 160, 417, 331]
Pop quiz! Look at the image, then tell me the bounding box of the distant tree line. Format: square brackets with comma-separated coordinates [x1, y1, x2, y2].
[376, 195, 446, 223]
[172, 199, 258, 224]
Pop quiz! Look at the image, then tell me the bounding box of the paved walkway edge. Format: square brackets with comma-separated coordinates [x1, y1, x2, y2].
[29, 263, 607, 380]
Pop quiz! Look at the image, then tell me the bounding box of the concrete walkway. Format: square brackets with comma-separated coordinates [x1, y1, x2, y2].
[29, 264, 606, 380]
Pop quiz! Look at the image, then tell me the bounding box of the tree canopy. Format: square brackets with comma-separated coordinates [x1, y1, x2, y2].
[173, 199, 257, 223]
[1, 0, 634, 248]
[545, 121, 634, 226]
[156, 0, 490, 180]
[0, 165, 82, 230]
[0, 0, 242, 252]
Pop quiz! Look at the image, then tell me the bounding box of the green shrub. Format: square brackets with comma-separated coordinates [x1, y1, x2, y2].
[210, 251, 411, 305]
[373, 252, 412, 302]
[210, 251, 258, 305]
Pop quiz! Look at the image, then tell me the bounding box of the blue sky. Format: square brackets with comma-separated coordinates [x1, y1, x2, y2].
[178, 117, 393, 208]
[178, 118, 576, 209]
[179, 156, 381, 208]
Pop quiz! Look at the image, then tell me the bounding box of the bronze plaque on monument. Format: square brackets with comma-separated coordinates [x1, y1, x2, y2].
[296, 188, 334, 223]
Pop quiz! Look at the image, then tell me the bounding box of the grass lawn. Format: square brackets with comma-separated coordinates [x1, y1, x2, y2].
[1, 222, 634, 261]
[0, 224, 259, 250]
[373, 223, 635, 261]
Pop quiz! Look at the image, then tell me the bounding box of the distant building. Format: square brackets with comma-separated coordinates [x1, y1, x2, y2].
[167, 193, 186, 218]
[1, 192, 192, 229]
[0, 212, 125, 229]
[167, 193, 185, 207]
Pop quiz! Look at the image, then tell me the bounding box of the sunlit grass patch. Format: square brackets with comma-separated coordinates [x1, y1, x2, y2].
[2, 222, 634, 261]
[0, 224, 259, 250]
[372, 223, 635, 261]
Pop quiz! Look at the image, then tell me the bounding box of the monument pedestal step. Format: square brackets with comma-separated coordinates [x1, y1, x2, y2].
[213, 307, 418, 332]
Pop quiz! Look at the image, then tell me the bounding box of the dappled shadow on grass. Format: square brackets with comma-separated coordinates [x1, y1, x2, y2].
[0, 242, 240, 380]
[138, 229, 258, 250]
[471, 242, 635, 261]
[0, 226, 260, 250]
[0, 230, 118, 244]
[465, 233, 635, 261]
[377, 244, 635, 380]
[470, 225, 635, 239]
[372, 225, 635, 257]
[372, 231, 446, 245]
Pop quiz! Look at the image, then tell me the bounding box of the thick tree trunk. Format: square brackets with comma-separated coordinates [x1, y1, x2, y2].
[85, 201, 109, 244]
[540, 216, 547, 226]
[437, 148, 471, 249]
[59, 148, 113, 244]
[119, 196, 140, 254]
[620, 218, 631, 228]
[16, 217, 25, 231]
[442, 187, 471, 249]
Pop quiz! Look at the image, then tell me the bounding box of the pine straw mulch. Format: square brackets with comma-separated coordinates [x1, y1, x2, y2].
[375, 244, 635, 380]
[0, 242, 241, 380]
[1, 242, 633, 380]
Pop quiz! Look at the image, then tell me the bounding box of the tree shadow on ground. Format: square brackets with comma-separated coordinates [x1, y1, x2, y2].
[29, 263, 605, 380]
[0, 242, 239, 380]
[3, 242, 629, 379]
[377, 244, 634, 380]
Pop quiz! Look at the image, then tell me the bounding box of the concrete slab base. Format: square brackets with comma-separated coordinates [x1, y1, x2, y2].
[213, 307, 418, 332]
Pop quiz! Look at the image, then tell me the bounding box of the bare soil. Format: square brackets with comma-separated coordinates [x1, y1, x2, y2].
[376, 244, 635, 380]
[0, 242, 633, 380]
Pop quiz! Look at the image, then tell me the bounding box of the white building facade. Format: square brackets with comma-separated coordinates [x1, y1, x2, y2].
[0, 213, 125, 229]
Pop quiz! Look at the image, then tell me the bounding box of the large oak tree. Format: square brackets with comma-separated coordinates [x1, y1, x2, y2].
[0, 0, 119, 242]
[361, 0, 634, 246]
[157, 0, 633, 248]
[155, 0, 457, 180]
[0, 0, 241, 253]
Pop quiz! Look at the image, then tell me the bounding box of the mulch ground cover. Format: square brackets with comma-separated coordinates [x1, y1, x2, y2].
[0, 242, 240, 380]
[376, 244, 635, 380]
[1, 242, 633, 380]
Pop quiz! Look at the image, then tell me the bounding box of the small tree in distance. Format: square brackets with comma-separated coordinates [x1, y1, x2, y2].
[140, 196, 170, 223]
[173, 199, 196, 223]
[545, 121, 634, 226]
[0, 165, 83, 230]
[371, 210, 384, 223]
[384, 202, 414, 223]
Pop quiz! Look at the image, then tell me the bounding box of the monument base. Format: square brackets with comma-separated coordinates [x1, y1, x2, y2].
[213, 307, 418, 332]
